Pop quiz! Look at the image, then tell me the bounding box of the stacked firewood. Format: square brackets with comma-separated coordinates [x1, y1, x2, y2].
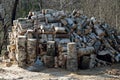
[6, 9, 120, 70]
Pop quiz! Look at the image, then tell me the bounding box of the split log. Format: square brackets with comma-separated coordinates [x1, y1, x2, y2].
[13, 20, 18, 26]
[43, 55, 54, 68]
[41, 33, 47, 41]
[3, 51, 9, 60]
[103, 39, 118, 53]
[89, 54, 96, 69]
[18, 36, 27, 48]
[47, 41, 55, 57]
[47, 34, 54, 41]
[93, 40, 101, 52]
[32, 14, 45, 22]
[95, 58, 111, 66]
[67, 42, 77, 58]
[118, 36, 120, 40]
[8, 32, 13, 40]
[5, 61, 12, 67]
[61, 19, 68, 26]
[18, 50, 27, 67]
[84, 28, 91, 34]
[97, 50, 114, 63]
[61, 46, 67, 52]
[8, 44, 16, 61]
[71, 24, 77, 30]
[59, 39, 70, 44]
[66, 57, 78, 71]
[94, 25, 105, 38]
[79, 56, 90, 69]
[78, 47, 95, 57]
[7, 44, 16, 52]
[66, 18, 74, 26]
[27, 39, 37, 66]
[67, 42, 78, 71]
[45, 18, 55, 23]
[46, 16, 59, 23]
[58, 53, 67, 68]
[115, 54, 120, 62]
[58, 44, 67, 53]
[55, 34, 69, 38]
[54, 27, 66, 33]
[44, 9, 56, 14]
[25, 29, 34, 38]
[17, 36, 27, 67]
[17, 18, 33, 31]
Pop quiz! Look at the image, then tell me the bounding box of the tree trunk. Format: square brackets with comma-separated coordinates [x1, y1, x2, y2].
[38, 0, 42, 10]
[0, 24, 8, 55]
[11, 0, 19, 25]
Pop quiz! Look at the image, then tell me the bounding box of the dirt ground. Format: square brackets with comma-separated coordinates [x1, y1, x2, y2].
[0, 62, 120, 80]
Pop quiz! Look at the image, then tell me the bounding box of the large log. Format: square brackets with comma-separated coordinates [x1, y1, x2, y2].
[43, 55, 54, 68]
[66, 57, 78, 71]
[58, 44, 67, 53]
[60, 19, 68, 26]
[78, 47, 95, 57]
[25, 29, 34, 38]
[27, 39, 37, 66]
[55, 34, 69, 38]
[18, 50, 27, 67]
[47, 41, 55, 57]
[58, 53, 67, 68]
[44, 9, 56, 14]
[67, 42, 78, 71]
[17, 36, 27, 67]
[7, 44, 16, 61]
[47, 34, 54, 41]
[18, 36, 27, 48]
[59, 39, 70, 44]
[79, 56, 90, 69]
[67, 42, 77, 58]
[54, 27, 66, 33]
[94, 25, 105, 38]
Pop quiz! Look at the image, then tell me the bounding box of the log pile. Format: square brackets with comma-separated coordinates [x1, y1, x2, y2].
[5, 9, 120, 70]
